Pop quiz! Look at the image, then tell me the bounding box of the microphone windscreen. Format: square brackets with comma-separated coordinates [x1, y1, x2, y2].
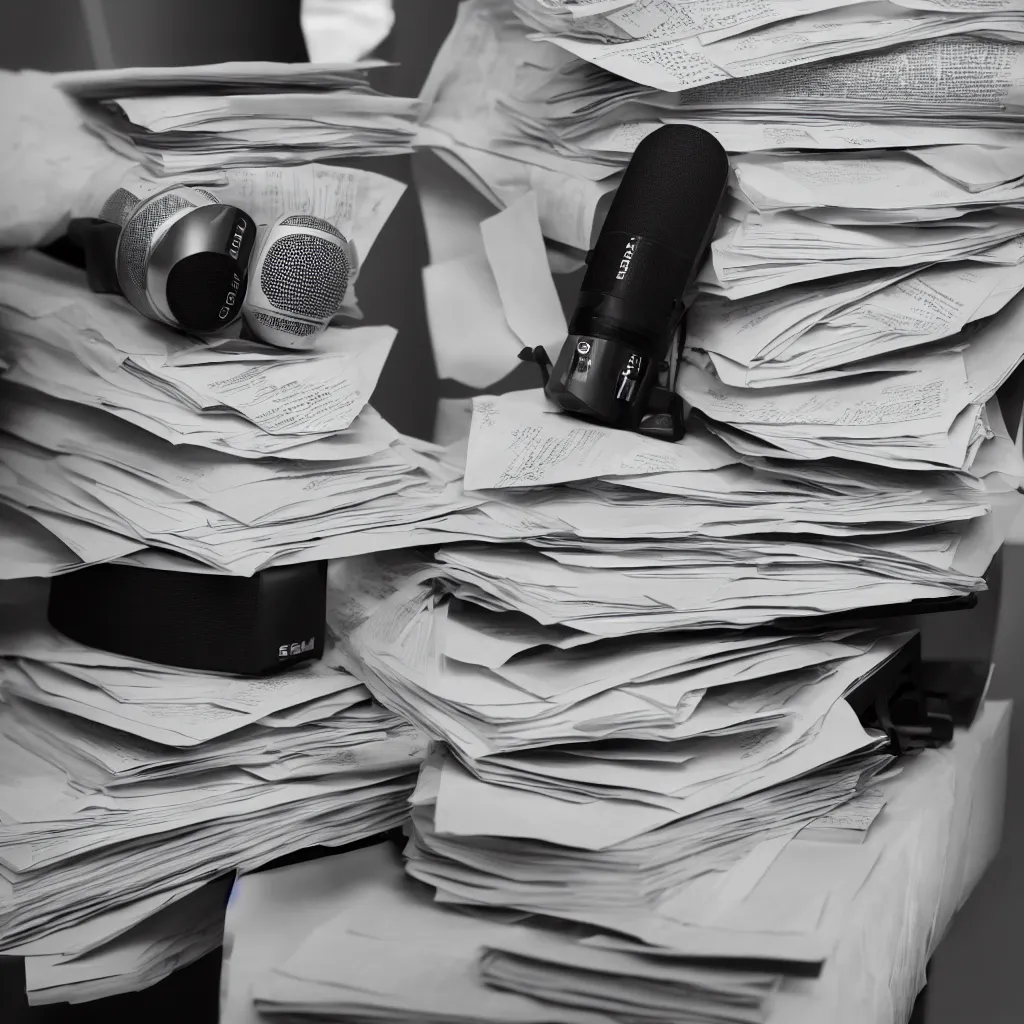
[601, 125, 730, 264]
[260, 215, 351, 319]
[243, 214, 354, 349]
[99, 186, 141, 227]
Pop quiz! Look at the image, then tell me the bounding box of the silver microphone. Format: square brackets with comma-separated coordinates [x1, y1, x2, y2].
[100, 181, 221, 228]
[242, 214, 357, 350]
[110, 183, 256, 333]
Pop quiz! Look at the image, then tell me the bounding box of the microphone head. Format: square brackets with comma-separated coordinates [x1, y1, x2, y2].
[601, 124, 730, 265]
[545, 125, 729, 440]
[572, 123, 730, 345]
[114, 184, 256, 333]
[242, 214, 356, 351]
[99, 186, 143, 227]
[99, 172, 220, 229]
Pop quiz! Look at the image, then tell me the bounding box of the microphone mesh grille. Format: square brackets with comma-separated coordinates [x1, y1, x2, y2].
[193, 188, 221, 203]
[260, 235, 349, 319]
[603, 125, 730, 261]
[251, 312, 320, 337]
[100, 187, 140, 227]
[118, 192, 198, 295]
[280, 214, 344, 239]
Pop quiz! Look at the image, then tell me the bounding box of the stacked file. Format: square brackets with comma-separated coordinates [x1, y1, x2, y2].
[221, 700, 1011, 1024]
[21, 877, 232, 1006]
[420, 0, 1024, 260]
[56, 60, 419, 174]
[514, 0, 1024, 93]
[0, 249, 486, 576]
[0, 579, 426, 1003]
[314, 376, 1018, 1016]
[435, 389, 1022, 629]
[420, 1, 1024, 480]
[318, 551, 915, 1020]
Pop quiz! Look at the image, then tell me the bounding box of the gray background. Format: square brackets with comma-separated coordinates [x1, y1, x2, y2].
[0, 1, 1019, 1019]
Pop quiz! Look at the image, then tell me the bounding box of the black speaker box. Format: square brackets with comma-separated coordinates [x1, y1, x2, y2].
[48, 561, 328, 676]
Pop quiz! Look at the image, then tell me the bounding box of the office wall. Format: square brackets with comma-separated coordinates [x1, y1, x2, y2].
[98, 0, 308, 66]
[0, 0, 308, 70]
[0, 0, 94, 71]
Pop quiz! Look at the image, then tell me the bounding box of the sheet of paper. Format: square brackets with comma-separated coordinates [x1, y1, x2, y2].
[423, 254, 524, 387]
[480, 191, 568, 352]
[464, 388, 737, 489]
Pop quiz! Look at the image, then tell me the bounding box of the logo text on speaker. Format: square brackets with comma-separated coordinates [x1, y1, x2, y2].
[218, 271, 243, 320]
[278, 637, 316, 658]
[228, 219, 248, 260]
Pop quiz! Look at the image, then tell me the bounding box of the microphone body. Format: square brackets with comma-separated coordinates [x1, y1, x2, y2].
[545, 125, 729, 440]
[242, 214, 356, 350]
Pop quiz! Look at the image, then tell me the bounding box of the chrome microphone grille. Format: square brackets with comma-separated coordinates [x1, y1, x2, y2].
[250, 311, 322, 337]
[99, 187, 140, 227]
[118, 192, 198, 295]
[280, 214, 344, 238]
[259, 234, 349, 320]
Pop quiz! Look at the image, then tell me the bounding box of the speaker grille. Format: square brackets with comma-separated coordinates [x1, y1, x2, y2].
[100, 187, 140, 227]
[251, 311, 320, 336]
[280, 214, 345, 239]
[260, 234, 349, 319]
[118, 192, 198, 295]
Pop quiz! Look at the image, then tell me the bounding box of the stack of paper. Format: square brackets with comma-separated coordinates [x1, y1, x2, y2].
[0, 376, 473, 575]
[419, 1, 1024, 259]
[331, 541, 898, 937]
[223, 700, 1009, 1024]
[421, 389, 1023, 629]
[250, 843, 790, 1024]
[22, 877, 231, 1006]
[0, 220, 486, 576]
[514, 0, 1024, 93]
[419, 1, 1024, 471]
[0, 579, 426, 1003]
[56, 60, 419, 174]
[311, 375, 1017, 1002]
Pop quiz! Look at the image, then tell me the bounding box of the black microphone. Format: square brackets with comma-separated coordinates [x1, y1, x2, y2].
[544, 125, 729, 441]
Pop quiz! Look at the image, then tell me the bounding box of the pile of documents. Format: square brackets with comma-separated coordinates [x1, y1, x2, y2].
[0, 162, 491, 577]
[420, 0, 1024, 480]
[224, 705, 1011, 1024]
[308, 371, 1018, 1017]
[426, 388, 1022, 628]
[514, 0, 1024, 93]
[419, 0, 1024, 257]
[368, 8, 1024, 1018]
[0, 578, 426, 1004]
[56, 60, 419, 174]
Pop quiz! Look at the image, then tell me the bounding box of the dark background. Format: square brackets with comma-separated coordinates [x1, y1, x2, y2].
[0, 1, 1021, 1021]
